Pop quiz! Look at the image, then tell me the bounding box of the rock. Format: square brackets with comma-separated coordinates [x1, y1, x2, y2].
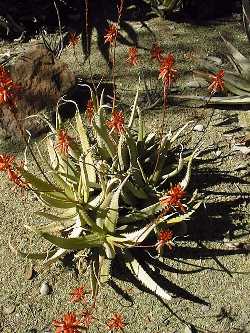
[40, 281, 51, 296]
[3, 304, 16, 315]
[0, 44, 76, 139]
[206, 56, 222, 66]
[186, 80, 200, 88]
[232, 144, 250, 155]
[193, 124, 204, 132]
[24, 263, 35, 280]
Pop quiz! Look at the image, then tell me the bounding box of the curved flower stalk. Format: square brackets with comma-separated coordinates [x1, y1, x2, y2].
[9, 86, 201, 301]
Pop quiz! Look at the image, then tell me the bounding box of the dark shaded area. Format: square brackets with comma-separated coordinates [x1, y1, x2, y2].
[112, 249, 210, 306]
[168, 0, 239, 22]
[51, 78, 115, 124]
[0, 0, 241, 65]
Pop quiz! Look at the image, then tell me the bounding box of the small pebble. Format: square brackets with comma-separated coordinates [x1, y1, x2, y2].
[215, 150, 222, 157]
[206, 55, 222, 66]
[40, 282, 51, 296]
[232, 144, 250, 155]
[186, 80, 200, 88]
[24, 264, 35, 280]
[3, 304, 16, 315]
[201, 303, 211, 312]
[193, 124, 204, 132]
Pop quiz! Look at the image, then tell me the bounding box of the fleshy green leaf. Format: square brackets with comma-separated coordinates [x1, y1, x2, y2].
[125, 250, 172, 300]
[39, 193, 76, 209]
[104, 175, 129, 233]
[35, 208, 77, 222]
[99, 257, 112, 283]
[118, 201, 163, 224]
[19, 168, 58, 192]
[128, 82, 140, 129]
[180, 148, 199, 190]
[75, 111, 96, 183]
[40, 232, 106, 249]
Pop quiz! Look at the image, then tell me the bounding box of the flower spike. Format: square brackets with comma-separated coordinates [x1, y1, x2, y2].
[208, 69, 225, 94]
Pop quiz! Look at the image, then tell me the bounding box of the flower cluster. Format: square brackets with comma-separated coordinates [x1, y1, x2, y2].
[106, 110, 125, 134]
[0, 154, 28, 190]
[55, 129, 73, 156]
[150, 43, 163, 62]
[52, 312, 82, 333]
[107, 313, 126, 331]
[160, 184, 186, 213]
[158, 53, 177, 88]
[0, 65, 21, 107]
[86, 99, 94, 125]
[70, 286, 89, 304]
[52, 287, 126, 332]
[104, 24, 118, 45]
[126, 47, 138, 66]
[208, 69, 225, 94]
[156, 229, 174, 253]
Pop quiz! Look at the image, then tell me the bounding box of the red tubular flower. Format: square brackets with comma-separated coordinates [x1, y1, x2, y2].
[158, 53, 177, 88]
[107, 313, 126, 331]
[106, 111, 125, 135]
[126, 47, 138, 65]
[56, 129, 72, 156]
[208, 69, 224, 94]
[86, 99, 94, 125]
[52, 312, 82, 333]
[0, 154, 15, 171]
[0, 66, 21, 106]
[70, 286, 88, 303]
[150, 43, 163, 62]
[0, 154, 28, 189]
[159, 230, 173, 242]
[156, 230, 174, 252]
[6, 168, 29, 190]
[68, 32, 80, 48]
[160, 184, 186, 213]
[104, 24, 118, 45]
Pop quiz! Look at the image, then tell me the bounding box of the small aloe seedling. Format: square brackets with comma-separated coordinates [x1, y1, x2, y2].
[9, 85, 201, 301]
[172, 35, 250, 105]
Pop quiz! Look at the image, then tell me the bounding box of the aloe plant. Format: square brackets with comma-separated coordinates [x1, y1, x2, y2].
[9, 85, 201, 301]
[183, 35, 250, 105]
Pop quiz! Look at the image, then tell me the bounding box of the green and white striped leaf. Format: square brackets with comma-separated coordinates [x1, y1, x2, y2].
[35, 209, 77, 222]
[118, 201, 163, 224]
[40, 232, 106, 250]
[104, 175, 129, 233]
[75, 110, 96, 183]
[180, 148, 199, 190]
[125, 250, 172, 300]
[159, 202, 201, 225]
[38, 193, 76, 209]
[99, 257, 112, 283]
